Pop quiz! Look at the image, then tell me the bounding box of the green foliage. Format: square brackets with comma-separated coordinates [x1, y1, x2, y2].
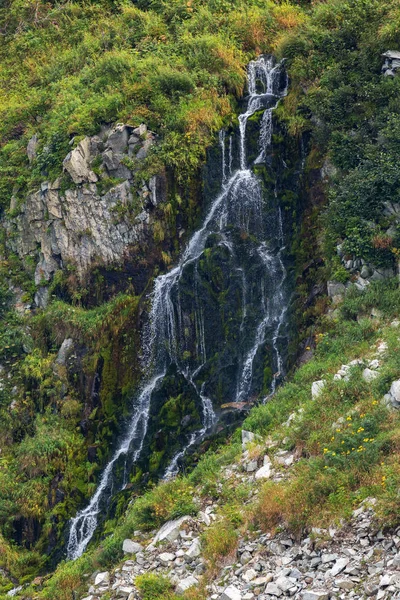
[340, 279, 400, 321]
[135, 573, 177, 600]
[127, 478, 197, 531]
[202, 519, 238, 566]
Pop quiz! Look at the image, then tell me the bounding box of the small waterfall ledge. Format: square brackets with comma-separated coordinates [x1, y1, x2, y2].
[67, 56, 291, 560]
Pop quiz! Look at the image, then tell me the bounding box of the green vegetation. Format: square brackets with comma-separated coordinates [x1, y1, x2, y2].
[0, 0, 308, 212]
[1, 0, 400, 596]
[135, 573, 178, 600]
[12, 279, 397, 600]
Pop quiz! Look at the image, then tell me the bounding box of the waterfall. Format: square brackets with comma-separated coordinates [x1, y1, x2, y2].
[67, 55, 289, 560]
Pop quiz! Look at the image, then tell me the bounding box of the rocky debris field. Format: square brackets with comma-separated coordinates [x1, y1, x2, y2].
[76, 485, 400, 600]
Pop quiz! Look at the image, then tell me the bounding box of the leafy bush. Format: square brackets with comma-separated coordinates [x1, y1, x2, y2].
[127, 478, 197, 531]
[135, 573, 177, 600]
[202, 519, 238, 567]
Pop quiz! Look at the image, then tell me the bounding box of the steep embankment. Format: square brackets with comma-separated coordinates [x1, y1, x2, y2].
[8, 282, 400, 600]
[1, 0, 400, 598]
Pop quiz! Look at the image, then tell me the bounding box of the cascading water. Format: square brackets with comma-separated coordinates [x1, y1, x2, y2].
[67, 55, 290, 560]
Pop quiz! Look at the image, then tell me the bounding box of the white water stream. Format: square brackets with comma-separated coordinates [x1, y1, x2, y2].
[67, 55, 288, 560]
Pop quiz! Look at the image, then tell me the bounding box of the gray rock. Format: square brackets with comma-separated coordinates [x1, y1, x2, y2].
[337, 579, 355, 590]
[301, 593, 329, 600]
[245, 460, 258, 473]
[390, 381, 400, 404]
[55, 339, 74, 366]
[34, 253, 59, 285]
[362, 368, 379, 383]
[312, 380, 326, 400]
[355, 276, 370, 291]
[122, 539, 143, 554]
[94, 571, 110, 586]
[265, 582, 282, 596]
[321, 553, 338, 564]
[331, 557, 348, 576]
[186, 538, 201, 559]
[327, 281, 346, 298]
[361, 265, 371, 279]
[242, 430, 256, 449]
[7, 587, 24, 598]
[242, 568, 257, 583]
[152, 516, 191, 544]
[5, 124, 169, 283]
[276, 576, 293, 592]
[365, 582, 380, 596]
[105, 125, 129, 154]
[219, 585, 242, 600]
[133, 124, 147, 137]
[176, 575, 198, 595]
[370, 267, 395, 281]
[34, 286, 49, 309]
[240, 551, 252, 565]
[63, 137, 99, 184]
[136, 138, 153, 160]
[274, 450, 294, 467]
[255, 463, 273, 480]
[159, 552, 175, 564]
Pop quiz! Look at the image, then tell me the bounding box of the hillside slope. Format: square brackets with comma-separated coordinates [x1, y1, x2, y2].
[1, 0, 400, 598]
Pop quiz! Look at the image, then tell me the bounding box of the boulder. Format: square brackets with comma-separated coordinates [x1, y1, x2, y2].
[312, 380, 326, 399]
[242, 568, 257, 583]
[265, 582, 282, 596]
[337, 579, 355, 590]
[159, 552, 175, 564]
[362, 368, 379, 383]
[152, 516, 191, 544]
[255, 464, 273, 480]
[136, 137, 153, 160]
[331, 557, 348, 576]
[275, 450, 294, 467]
[244, 460, 258, 473]
[276, 576, 293, 592]
[186, 538, 201, 559]
[327, 281, 346, 298]
[175, 576, 198, 596]
[242, 430, 256, 449]
[122, 539, 143, 554]
[219, 585, 242, 600]
[94, 572, 110, 586]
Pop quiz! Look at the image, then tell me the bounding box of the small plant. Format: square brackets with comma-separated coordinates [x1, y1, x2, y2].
[202, 518, 238, 567]
[135, 573, 177, 600]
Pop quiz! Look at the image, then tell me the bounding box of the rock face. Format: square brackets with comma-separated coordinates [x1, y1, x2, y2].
[5, 124, 167, 296]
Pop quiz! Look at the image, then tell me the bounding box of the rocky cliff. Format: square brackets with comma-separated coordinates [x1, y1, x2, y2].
[4, 123, 167, 307]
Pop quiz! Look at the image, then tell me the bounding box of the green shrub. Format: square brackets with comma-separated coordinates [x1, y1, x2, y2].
[135, 573, 177, 600]
[127, 478, 197, 531]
